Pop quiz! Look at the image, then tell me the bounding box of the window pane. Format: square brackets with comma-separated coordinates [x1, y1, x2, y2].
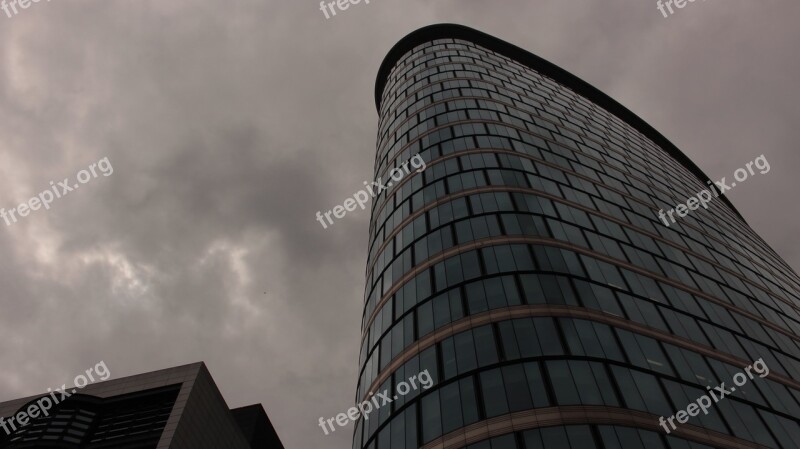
[404, 406, 417, 449]
[570, 360, 603, 405]
[485, 277, 506, 309]
[474, 325, 499, 367]
[419, 346, 439, 390]
[534, 318, 562, 356]
[441, 338, 458, 380]
[522, 429, 544, 449]
[390, 411, 405, 449]
[503, 365, 533, 412]
[540, 427, 570, 448]
[454, 331, 478, 374]
[417, 301, 434, 337]
[480, 368, 509, 417]
[498, 321, 521, 360]
[466, 281, 488, 314]
[513, 318, 542, 358]
[490, 434, 517, 449]
[460, 377, 481, 425]
[433, 294, 451, 329]
[421, 391, 442, 443]
[548, 360, 580, 405]
[566, 425, 597, 448]
[524, 362, 550, 407]
[440, 382, 463, 434]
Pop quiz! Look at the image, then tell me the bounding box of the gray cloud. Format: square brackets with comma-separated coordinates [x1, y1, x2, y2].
[0, 0, 798, 447]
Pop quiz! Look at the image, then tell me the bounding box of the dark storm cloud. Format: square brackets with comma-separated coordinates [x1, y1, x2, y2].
[0, 0, 797, 447]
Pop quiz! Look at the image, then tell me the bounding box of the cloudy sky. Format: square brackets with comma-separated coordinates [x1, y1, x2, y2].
[0, 0, 798, 447]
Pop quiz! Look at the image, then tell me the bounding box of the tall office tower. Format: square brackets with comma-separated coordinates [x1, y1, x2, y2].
[356, 24, 800, 449]
[0, 362, 284, 449]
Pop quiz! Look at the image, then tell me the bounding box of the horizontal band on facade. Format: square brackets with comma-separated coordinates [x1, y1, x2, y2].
[358, 304, 800, 405]
[419, 405, 770, 449]
[361, 236, 800, 349]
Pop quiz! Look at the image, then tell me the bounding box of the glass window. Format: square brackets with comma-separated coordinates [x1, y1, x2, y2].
[611, 366, 646, 412]
[566, 425, 597, 448]
[598, 425, 623, 449]
[403, 314, 415, 348]
[433, 293, 452, 329]
[417, 301, 434, 338]
[573, 280, 623, 317]
[467, 440, 491, 449]
[419, 346, 439, 389]
[521, 274, 546, 304]
[485, 277, 507, 309]
[591, 362, 620, 407]
[497, 246, 519, 272]
[378, 425, 391, 449]
[449, 288, 464, 321]
[513, 318, 542, 358]
[540, 426, 570, 448]
[757, 408, 800, 449]
[561, 319, 586, 356]
[462, 251, 481, 285]
[489, 434, 517, 449]
[390, 413, 405, 449]
[445, 256, 465, 286]
[540, 275, 566, 305]
[614, 426, 645, 449]
[454, 331, 478, 374]
[391, 321, 404, 359]
[439, 382, 463, 434]
[631, 369, 671, 417]
[571, 360, 604, 405]
[420, 391, 442, 443]
[534, 318, 563, 356]
[480, 368, 509, 417]
[522, 429, 544, 449]
[548, 360, 580, 405]
[474, 325, 499, 367]
[636, 429, 665, 449]
[441, 338, 458, 380]
[403, 404, 417, 449]
[503, 365, 533, 412]
[460, 377, 481, 425]
[502, 276, 521, 305]
[498, 321, 521, 360]
[466, 281, 489, 314]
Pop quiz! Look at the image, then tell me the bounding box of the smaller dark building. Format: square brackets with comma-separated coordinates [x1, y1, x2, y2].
[0, 362, 284, 449]
[232, 405, 284, 449]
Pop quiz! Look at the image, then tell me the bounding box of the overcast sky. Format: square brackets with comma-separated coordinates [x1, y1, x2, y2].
[0, 1, 798, 448]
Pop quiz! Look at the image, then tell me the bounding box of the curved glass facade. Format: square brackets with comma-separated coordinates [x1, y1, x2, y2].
[355, 24, 800, 449]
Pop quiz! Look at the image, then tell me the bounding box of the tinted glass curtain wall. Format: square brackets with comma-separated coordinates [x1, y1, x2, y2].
[354, 24, 800, 449]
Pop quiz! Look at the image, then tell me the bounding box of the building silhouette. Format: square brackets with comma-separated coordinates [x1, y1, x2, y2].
[355, 24, 800, 449]
[0, 362, 284, 449]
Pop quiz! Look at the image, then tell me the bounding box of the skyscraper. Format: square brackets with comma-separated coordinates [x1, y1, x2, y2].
[355, 24, 800, 449]
[0, 362, 284, 449]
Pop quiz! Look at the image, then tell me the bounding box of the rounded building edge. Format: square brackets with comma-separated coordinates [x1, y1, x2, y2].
[374, 23, 745, 221]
